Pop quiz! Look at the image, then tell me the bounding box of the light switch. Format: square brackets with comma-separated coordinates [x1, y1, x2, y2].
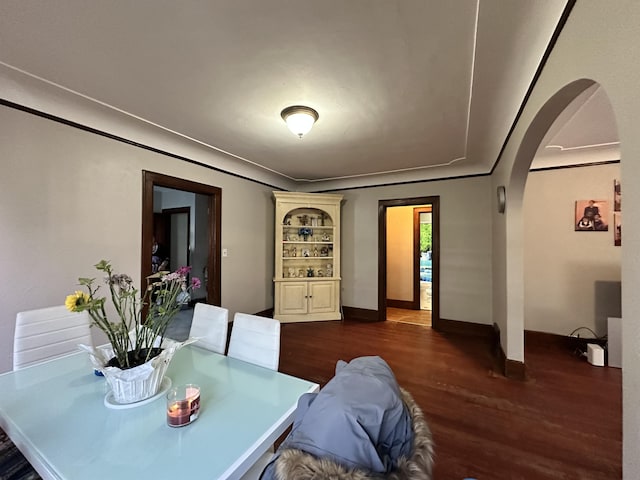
[222, 248, 228, 257]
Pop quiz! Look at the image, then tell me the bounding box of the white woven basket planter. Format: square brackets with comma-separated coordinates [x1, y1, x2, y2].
[80, 336, 196, 405]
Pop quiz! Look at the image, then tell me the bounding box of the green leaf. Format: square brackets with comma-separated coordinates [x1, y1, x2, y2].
[94, 260, 111, 272]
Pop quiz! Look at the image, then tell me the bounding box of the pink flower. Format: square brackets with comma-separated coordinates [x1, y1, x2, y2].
[162, 272, 181, 282]
[191, 277, 202, 289]
[176, 266, 192, 276]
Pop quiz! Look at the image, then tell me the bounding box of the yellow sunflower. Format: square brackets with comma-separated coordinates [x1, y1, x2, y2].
[65, 290, 90, 312]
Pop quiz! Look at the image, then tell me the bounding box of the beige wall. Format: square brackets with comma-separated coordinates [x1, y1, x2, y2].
[524, 163, 621, 335]
[0, 106, 275, 373]
[386, 206, 414, 302]
[339, 176, 492, 325]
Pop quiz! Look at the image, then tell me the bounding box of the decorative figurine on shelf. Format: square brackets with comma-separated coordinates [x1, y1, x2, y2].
[291, 246, 297, 257]
[299, 227, 313, 241]
[320, 246, 329, 257]
[317, 269, 324, 277]
[288, 267, 296, 278]
[311, 216, 318, 227]
[283, 247, 289, 257]
[297, 215, 309, 226]
[284, 215, 292, 225]
[298, 268, 305, 278]
[302, 248, 310, 258]
[313, 246, 319, 257]
[321, 232, 331, 242]
[307, 267, 314, 277]
[326, 264, 333, 277]
[320, 213, 326, 226]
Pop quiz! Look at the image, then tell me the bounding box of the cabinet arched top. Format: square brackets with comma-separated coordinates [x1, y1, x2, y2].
[281, 207, 335, 227]
[273, 192, 343, 228]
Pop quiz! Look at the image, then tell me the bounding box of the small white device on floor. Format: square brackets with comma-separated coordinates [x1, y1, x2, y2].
[587, 344, 605, 367]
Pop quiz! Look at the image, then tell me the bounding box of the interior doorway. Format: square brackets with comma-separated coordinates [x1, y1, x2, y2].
[141, 171, 222, 307]
[378, 196, 440, 328]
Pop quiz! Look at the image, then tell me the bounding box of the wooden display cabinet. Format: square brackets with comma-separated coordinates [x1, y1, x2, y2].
[273, 191, 343, 322]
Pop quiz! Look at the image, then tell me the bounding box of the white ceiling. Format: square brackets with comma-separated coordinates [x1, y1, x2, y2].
[0, 1, 619, 190]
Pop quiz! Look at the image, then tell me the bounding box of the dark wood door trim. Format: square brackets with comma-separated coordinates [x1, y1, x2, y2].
[142, 171, 222, 306]
[378, 196, 440, 329]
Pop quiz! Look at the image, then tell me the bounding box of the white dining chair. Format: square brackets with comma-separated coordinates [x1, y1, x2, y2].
[189, 303, 229, 354]
[228, 313, 281, 479]
[228, 313, 281, 370]
[13, 305, 92, 370]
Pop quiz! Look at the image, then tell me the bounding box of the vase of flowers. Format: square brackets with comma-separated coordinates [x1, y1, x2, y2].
[66, 260, 200, 404]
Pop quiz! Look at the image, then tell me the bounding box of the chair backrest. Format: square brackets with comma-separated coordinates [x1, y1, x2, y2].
[190, 303, 229, 354]
[228, 313, 281, 370]
[13, 305, 92, 370]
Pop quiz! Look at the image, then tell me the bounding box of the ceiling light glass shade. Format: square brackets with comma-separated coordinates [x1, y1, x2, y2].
[281, 106, 319, 138]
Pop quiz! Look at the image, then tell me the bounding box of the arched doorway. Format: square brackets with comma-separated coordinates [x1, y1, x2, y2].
[501, 78, 621, 373]
[523, 84, 620, 345]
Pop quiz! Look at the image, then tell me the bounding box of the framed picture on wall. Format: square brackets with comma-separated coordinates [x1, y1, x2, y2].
[575, 199, 609, 231]
[614, 179, 621, 212]
[614, 212, 622, 246]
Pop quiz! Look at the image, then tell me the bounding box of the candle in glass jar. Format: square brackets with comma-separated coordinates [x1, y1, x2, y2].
[166, 384, 200, 427]
[167, 400, 191, 427]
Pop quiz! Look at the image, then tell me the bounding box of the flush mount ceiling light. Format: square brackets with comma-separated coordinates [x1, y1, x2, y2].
[281, 105, 319, 138]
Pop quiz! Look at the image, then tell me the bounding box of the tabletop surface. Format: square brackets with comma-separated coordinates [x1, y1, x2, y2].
[0, 346, 318, 480]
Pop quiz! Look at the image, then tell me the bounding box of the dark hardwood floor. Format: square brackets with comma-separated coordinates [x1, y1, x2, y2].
[387, 306, 432, 326]
[278, 317, 621, 480]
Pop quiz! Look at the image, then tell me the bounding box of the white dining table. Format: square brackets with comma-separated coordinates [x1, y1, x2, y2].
[0, 345, 319, 480]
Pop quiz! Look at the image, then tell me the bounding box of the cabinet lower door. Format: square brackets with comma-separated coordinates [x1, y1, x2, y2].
[307, 281, 336, 314]
[274, 280, 341, 322]
[278, 282, 308, 315]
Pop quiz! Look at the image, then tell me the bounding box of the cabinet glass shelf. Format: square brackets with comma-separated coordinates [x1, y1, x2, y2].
[282, 225, 333, 229]
[282, 257, 333, 260]
[278, 277, 337, 281]
[282, 241, 333, 244]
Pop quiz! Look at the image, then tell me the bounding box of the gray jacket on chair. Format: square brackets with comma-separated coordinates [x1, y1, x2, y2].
[261, 356, 417, 479]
